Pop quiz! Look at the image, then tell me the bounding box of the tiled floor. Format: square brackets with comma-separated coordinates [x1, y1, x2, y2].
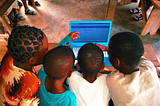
[1, 0, 160, 62]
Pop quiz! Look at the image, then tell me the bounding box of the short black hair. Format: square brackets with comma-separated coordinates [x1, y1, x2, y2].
[109, 32, 144, 66]
[7, 25, 44, 63]
[44, 46, 74, 79]
[78, 43, 104, 77]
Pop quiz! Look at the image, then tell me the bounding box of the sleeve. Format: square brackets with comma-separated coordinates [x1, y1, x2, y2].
[68, 71, 81, 93]
[67, 92, 76, 106]
[18, 72, 41, 106]
[138, 56, 157, 75]
[56, 35, 73, 47]
[18, 98, 39, 106]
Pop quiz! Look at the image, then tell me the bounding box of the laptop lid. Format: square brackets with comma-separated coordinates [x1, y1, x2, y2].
[69, 20, 112, 46]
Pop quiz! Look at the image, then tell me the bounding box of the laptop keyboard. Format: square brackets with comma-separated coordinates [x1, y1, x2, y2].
[73, 47, 108, 58]
[103, 51, 108, 57]
[73, 47, 80, 58]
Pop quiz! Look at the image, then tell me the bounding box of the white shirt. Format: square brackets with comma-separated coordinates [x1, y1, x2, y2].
[106, 56, 160, 106]
[68, 71, 110, 106]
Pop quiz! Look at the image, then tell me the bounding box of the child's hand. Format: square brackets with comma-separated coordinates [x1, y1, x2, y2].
[68, 31, 80, 40]
[95, 43, 108, 51]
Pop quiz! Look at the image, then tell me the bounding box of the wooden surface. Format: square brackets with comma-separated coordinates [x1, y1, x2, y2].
[0, 42, 159, 72]
[0, 0, 15, 16]
[0, 40, 7, 62]
[141, 0, 147, 26]
[105, 0, 132, 22]
[141, 0, 160, 35]
[120, 0, 132, 5]
[0, 0, 14, 34]
[0, 16, 12, 34]
[0, 0, 36, 34]
[143, 44, 160, 67]
[105, 0, 117, 22]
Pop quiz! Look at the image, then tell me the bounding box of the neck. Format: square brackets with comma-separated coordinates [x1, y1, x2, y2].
[82, 73, 97, 83]
[45, 76, 67, 94]
[120, 65, 139, 75]
[13, 60, 33, 72]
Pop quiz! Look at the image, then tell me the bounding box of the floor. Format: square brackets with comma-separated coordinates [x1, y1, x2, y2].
[0, 0, 160, 62]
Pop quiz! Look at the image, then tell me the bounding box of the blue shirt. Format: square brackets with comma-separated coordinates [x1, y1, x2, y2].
[38, 35, 75, 106]
[38, 66, 76, 106]
[56, 35, 73, 47]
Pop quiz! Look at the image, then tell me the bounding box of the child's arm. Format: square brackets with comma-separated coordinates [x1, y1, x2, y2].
[95, 43, 108, 51]
[56, 31, 80, 47]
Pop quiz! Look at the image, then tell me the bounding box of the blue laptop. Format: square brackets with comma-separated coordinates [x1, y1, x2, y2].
[69, 21, 112, 66]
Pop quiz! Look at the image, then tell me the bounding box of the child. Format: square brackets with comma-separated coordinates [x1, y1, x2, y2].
[68, 43, 110, 106]
[38, 46, 76, 106]
[106, 32, 160, 106]
[0, 25, 79, 105]
[0, 25, 47, 106]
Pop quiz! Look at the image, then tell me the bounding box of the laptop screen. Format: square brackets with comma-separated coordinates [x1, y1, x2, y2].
[69, 21, 112, 43]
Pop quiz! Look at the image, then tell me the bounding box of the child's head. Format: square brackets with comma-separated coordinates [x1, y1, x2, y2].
[78, 43, 104, 77]
[108, 32, 144, 73]
[7, 25, 48, 65]
[44, 46, 75, 79]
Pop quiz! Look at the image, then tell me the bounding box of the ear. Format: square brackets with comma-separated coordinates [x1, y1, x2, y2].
[115, 58, 121, 67]
[28, 57, 35, 65]
[76, 63, 80, 69]
[101, 62, 105, 69]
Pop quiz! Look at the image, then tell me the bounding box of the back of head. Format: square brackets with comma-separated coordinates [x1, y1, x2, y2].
[7, 25, 45, 63]
[44, 46, 74, 79]
[78, 43, 104, 77]
[109, 32, 144, 66]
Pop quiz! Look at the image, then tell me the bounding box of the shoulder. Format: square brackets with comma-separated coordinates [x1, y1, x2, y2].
[106, 70, 125, 88]
[67, 90, 76, 98]
[99, 73, 108, 78]
[38, 66, 47, 79]
[0, 67, 40, 105]
[69, 71, 83, 84]
[70, 71, 82, 79]
[138, 56, 157, 74]
[68, 71, 83, 90]
[106, 70, 121, 80]
[97, 74, 108, 83]
[61, 90, 76, 106]
[138, 56, 159, 80]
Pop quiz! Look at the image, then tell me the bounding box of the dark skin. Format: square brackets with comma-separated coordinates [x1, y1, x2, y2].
[14, 59, 33, 72]
[97, 43, 160, 76]
[13, 31, 80, 73]
[13, 34, 48, 72]
[45, 76, 67, 94]
[44, 57, 74, 94]
[76, 63, 105, 83]
[108, 48, 139, 75]
[95, 43, 139, 75]
[82, 73, 97, 83]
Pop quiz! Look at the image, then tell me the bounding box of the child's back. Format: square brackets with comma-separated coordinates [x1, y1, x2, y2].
[106, 32, 160, 106]
[38, 67, 76, 106]
[69, 43, 110, 106]
[38, 46, 76, 106]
